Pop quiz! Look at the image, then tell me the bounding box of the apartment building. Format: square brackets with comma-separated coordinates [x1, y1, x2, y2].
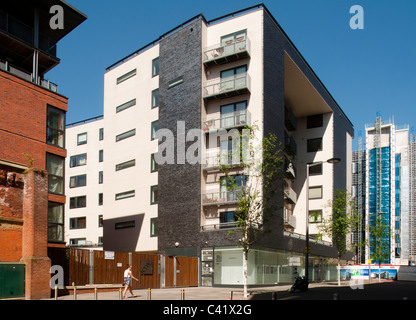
[65, 116, 104, 249]
[69, 4, 353, 286]
[0, 0, 86, 299]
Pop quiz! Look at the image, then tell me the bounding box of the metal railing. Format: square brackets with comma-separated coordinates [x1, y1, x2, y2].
[203, 153, 247, 170]
[200, 222, 238, 231]
[202, 190, 243, 206]
[203, 38, 251, 63]
[203, 73, 250, 99]
[203, 110, 251, 132]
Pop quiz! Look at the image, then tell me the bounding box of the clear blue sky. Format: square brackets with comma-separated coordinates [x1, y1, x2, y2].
[48, 0, 416, 150]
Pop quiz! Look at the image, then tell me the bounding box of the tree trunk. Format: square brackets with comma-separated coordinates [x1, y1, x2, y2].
[243, 250, 248, 298]
[337, 258, 341, 286]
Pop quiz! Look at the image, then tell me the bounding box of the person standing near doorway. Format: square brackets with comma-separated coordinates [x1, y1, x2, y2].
[123, 265, 138, 299]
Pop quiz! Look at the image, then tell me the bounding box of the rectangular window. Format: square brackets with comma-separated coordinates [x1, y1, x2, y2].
[77, 132, 87, 145]
[150, 218, 158, 237]
[99, 128, 104, 141]
[151, 121, 158, 140]
[151, 185, 158, 204]
[70, 153, 87, 168]
[220, 211, 237, 229]
[70, 196, 86, 209]
[308, 163, 323, 176]
[98, 171, 103, 184]
[307, 138, 323, 152]
[115, 190, 135, 200]
[115, 220, 135, 230]
[70, 238, 86, 246]
[47, 105, 65, 148]
[151, 89, 159, 108]
[116, 129, 136, 142]
[309, 186, 323, 199]
[70, 174, 87, 188]
[309, 210, 323, 223]
[70, 217, 86, 230]
[48, 202, 64, 242]
[117, 69, 136, 84]
[168, 76, 183, 89]
[151, 154, 158, 172]
[307, 114, 323, 129]
[99, 150, 104, 162]
[116, 159, 136, 171]
[220, 101, 247, 128]
[152, 57, 159, 77]
[116, 99, 136, 113]
[98, 193, 103, 206]
[46, 153, 64, 195]
[98, 215, 103, 227]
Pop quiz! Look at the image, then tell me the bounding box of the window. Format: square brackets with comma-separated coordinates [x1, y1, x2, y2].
[150, 218, 158, 237]
[308, 163, 322, 176]
[46, 154, 64, 195]
[307, 138, 323, 152]
[151, 121, 158, 140]
[70, 217, 86, 229]
[70, 153, 87, 168]
[48, 202, 64, 242]
[168, 76, 183, 89]
[221, 30, 247, 55]
[309, 210, 323, 223]
[152, 57, 159, 77]
[307, 114, 323, 129]
[151, 89, 159, 108]
[151, 154, 158, 172]
[70, 196, 86, 209]
[117, 69, 136, 84]
[115, 220, 135, 230]
[98, 193, 103, 206]
[220, 65, 247, 91]
[151, 185, 158, 204]
[98, 215, 103, 227]
[220, 101, 247, 128]
[70, 238, 86, 246]
[116, 129, 136, 142]
[99, 150, 104, 162]
[116, 99, 136, 113]
[77, 132, 87, 145]
[70, 174, 87, 188]
[309, 186, 323, 199]
[220, 211, 237, 229]
[116, 159, 136, 171]
[115, 190, 135, 200]
[47, 105, 65, 148]
[98, 171, 103, 184]
[99, 128, 104, 141]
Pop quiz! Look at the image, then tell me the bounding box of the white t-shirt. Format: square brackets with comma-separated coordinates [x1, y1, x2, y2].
[124, 269, 131, 278]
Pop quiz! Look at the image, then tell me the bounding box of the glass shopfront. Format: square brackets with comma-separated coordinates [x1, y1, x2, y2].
[201, 246, 340, 286]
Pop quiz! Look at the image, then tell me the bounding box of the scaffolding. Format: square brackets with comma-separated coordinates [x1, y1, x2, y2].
[409, 134, 416, 262]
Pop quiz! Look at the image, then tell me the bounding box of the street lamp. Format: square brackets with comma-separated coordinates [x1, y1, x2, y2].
[305, 158, 341, 283]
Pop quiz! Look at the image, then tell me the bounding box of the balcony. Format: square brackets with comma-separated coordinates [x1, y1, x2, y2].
[203, 153, 247, 172]
[203, 110, 251, 133]
[0, 59, 58, 92]
[201, 222, 238, 231]
[202, 190, 243, 206]
[284, 211, 296, 229]
[203, 37, 251, 67]
[203, 73, 250, 101]
[284, 132, 297, 157]
[284, 186, 297, 204]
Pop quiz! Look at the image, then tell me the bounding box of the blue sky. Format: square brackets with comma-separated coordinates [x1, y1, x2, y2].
[48, 0, 416, 150]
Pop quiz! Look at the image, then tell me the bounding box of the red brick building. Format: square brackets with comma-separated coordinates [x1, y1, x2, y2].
[0, 0, 86, 299]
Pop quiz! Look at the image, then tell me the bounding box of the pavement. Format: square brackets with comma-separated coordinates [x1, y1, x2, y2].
[48, 280, 415, 301]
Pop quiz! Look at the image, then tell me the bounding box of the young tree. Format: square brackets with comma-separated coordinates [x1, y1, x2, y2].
[369, 213, 391, 282]
[218, 125, 283, 298]
[317, 190, 363, 286]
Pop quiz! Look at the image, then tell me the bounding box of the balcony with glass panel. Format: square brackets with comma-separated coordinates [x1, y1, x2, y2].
[203, 37, 251, 67]
[203, 109, 251, 133]
[203, 153, 247, 172]
[203, 73, 251, 101]
[202, 190, 243, 207]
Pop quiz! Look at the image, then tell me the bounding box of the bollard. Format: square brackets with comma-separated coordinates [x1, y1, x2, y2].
[333, 293, 339, 300]
[94, 287, 98, 300]
[73, 287, 77, 300]
[147, 288, 152, 300]
[229, 291, 233, 300]
[54, 286, 58, 300]
[119, 288, 123, 300]
[272, 292, 277, 300]
[181, 289, 185, 300]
